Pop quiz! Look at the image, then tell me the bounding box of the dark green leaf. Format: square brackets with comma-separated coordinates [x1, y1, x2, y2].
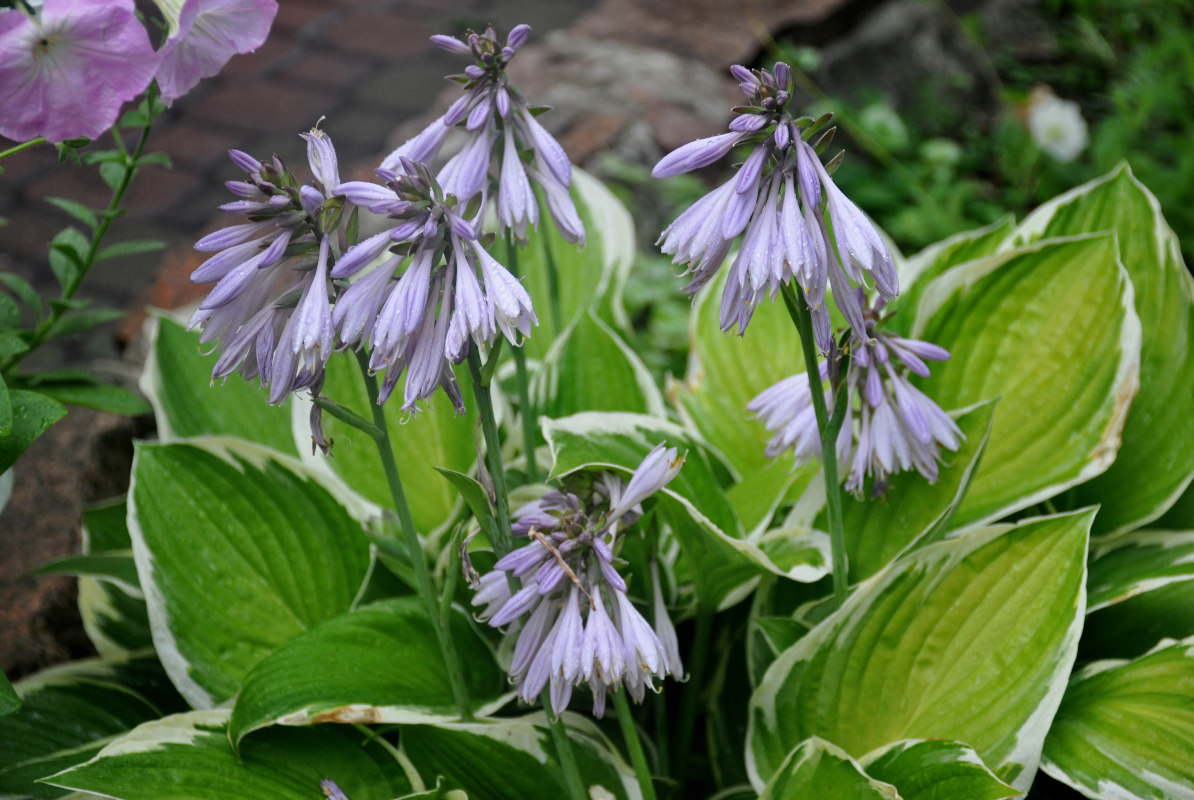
[98, 162, 126, 192]
[0, 328, 29, 361]
[45, 308, 126, 340]
[0, 390, 66, 473]
[0, 672, 16, 717]
[435, 467, 498, 546]
[18, 372, 150, 415]
[48, 227, 90, 289]
[95, 239, 167, 262]
[44, 197, 97, 230]
[0, 373, 11, 438]
[137, 152, 172, 169]
[0, 272, 44, 321]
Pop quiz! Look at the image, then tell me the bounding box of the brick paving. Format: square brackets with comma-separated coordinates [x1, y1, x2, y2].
[0, 0, 591, 368]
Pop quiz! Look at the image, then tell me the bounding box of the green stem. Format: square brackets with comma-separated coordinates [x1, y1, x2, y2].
[780, 283, 849, 609]
[613, 690, 657, 800]
[505, 233, 540, 482]
[466, 345, 515, 558]
[2, 98, 158, 374]
[541, 233, 564, 335]
[675, 603, 713, 787]
[542, 695, 588, 800]
[0, 137, 45, 160]
[354, 351, 473, 720]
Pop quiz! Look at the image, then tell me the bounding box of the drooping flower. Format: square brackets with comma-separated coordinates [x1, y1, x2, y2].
[749, 293, 962, 495]
[470, 444, 686, 716]
[654, 62, 898, 349]
[187, 127, 347, 414]
[0, 0, 160, 142]
[333, 158, 536, 411]
[384, 23, 585, 245]
[150, 0, 278, 105]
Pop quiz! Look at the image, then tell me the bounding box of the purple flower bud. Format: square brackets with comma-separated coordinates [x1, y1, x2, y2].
[653, 131, 744, 179]
[330, 229, 391, 279]
[302, 129, 340, 191]
[228, 149, 261, 173]
[506, 23, 532, 51]
[773, 61, 792, 90]
[517, 109, 572, 187]
[430, 34, 471, 55]
[607, 443, 684, 524]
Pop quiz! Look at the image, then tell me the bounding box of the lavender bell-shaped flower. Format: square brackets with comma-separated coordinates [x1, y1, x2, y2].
[748, 294, 962, 495]
[469, 445, 685, 716]
[383, 23, 585, 245]
[188, 127, 348, 414]
[332, 158, 536, 411]
[654, 61, 897, 348]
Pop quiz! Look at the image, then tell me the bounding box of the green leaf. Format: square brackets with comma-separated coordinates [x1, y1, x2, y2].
[136, 152, 172, 170]
[45, 308, 126, 340]
[530, 307, 666, 419]
[45, 709, 414, 800]
[911, 234, 1139, 526]
[747, 510, 1093, 792]
[748, 616, 809, 689]
[822, 399, 996, 582]
[1080, 576, 1194, 662]
[669, 266, 816, 534]
[0, 327, 29, 361]
[0, 659, 166, 799]
[18, 371, 150, 415]
[71, 498, 153, 658]
[861, 740, 1020, 800]
[400, 713, 638, 800]
[129, 440, 375, 706]
[228, 598, 505, 748]
[0, 671, 16, 717]
[299, 351, 475, 538]
[1042, 637, 1194, 799]
[757, 737, 899, 800]
[48, 228, 89, 290]
[1087, 529, 1194, 612]
[435, 466, 498, 546]
[44, 197, 97, 230]
[95, 239, 167, 262]
[34, 553, 141, 590]
[1007, 165, 1194, 534]
[98, 161, 125, 192]
[512, 168, 635, 360]
[141, 315, 298, 455]
[891, 215, 1017, 337]
[0, 272, 44, 320]
[0, 373, 11, 438]
[0, 390, 66, 473]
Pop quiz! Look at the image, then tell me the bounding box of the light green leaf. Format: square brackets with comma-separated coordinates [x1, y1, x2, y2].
[294, 351, 475, 538]
[530, 307, 666, 419]
[0, 390, 66, 473]
[129, 439, 375, 707]
[140, 315, 298, 455]
[1088, 529, 1194, 612]
[825, 399, 996, 583]
[0, 659, 168, 800]
[758, 737, 899, 800]
[400, 713, 640, 800]
[45, 709, 413, 800]
[891, 215, 1017, 337]
[861, 740, 1020, 800]
[229, 598, 505, 747]
[1043, 637, 1194, 799]
[514, 168, 635, 359]
[668, 267, 815, 534]
[912, 234, 1140, 526]
[1007, 165, 1194, 533]
[748, 510, 1093, 792]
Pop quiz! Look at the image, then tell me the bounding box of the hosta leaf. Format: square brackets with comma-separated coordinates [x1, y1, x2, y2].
[912, 234, 1139, 526]
[141, 315, 297, 455]
[748, 510, 1092, 792]
[229, 599, 505, 747]
[758, 737, 899, 799]
[294, 351, 474, 539]
[1087, 529, 1194, 612]
[668, 266, 816, 533]
[1007, 165, 1194, 533]
[0, 659, 169, 800]
[76, 499, 151, 658]
[861, 739, 1020, 800]
[129, 440, 375, 707]
[400, 713, 639, 800]
[530, 307, 665, 419]
[1081, 579, 1194, 662]
[0, 672, 15, 717]
[513, 167, 635, 359]
[1042, 637, 1194, 799]
[45, 709, 413, 800]
[822, 399, 996, 583]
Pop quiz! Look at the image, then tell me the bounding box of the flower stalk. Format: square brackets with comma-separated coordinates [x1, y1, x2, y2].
[504, 233, 540, 482]
[613, 689, 658, 800]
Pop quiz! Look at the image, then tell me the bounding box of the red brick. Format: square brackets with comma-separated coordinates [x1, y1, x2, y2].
[322, 7, 436, 60]
[186, 80, 340, 134]
[216, 30, 298, 78]
[146, 119, 244, 170]
[122, 164, 203, 220]
[271, 0, 335, 35]
[276, 49, 377, 91]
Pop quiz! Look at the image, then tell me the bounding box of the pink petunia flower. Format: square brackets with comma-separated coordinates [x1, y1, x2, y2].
[0, 0, 160, 142]
[151, 0, 278, 105]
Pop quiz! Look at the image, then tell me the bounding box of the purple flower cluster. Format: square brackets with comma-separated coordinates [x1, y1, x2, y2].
[187, 129, 343, 408]
[654, 62, 897, 350]
[471, 445, 685, 716]
[0, 0, 276, 142]
[383, 24, 584, 245]
[333, 159, 536, 410]
[749, 295, 963, 494]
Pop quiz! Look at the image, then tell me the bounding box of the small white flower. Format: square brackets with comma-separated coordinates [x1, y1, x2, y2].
[1027, 89, 1089, 163]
